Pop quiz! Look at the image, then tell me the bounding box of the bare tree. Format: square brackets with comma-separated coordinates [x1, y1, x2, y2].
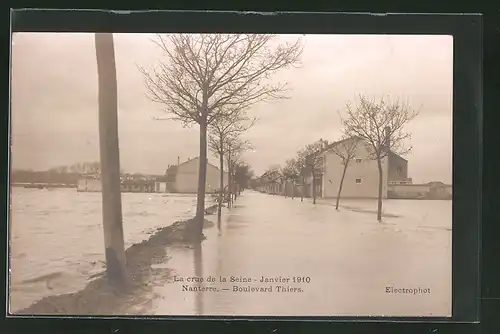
[299, 140, 325, 204]
[279, 164, 292, 198]
[287, 159, 303, 199]
[226, 137, 252, 207]
[340, 95, 419, 221]
[139, 34, 302, 240]
[208, 111, 256, 221]
[279, 159, 301, 199]
[330, 136, 360, 210]
[234, 161, 253, 194]
[261, 165, 282, 196]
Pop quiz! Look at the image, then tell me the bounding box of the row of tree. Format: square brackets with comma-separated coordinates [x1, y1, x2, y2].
[267, 95, 419, 221]
[138, 32, 418, 231]
[139, 33, 303, 240]
[90, 33, 419, 287]
[272, 136, 359, 208]
[209, 109, 256, 220]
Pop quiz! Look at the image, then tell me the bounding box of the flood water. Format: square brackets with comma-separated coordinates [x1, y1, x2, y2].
[9, 188, 452, 317]
[8, 187, 213, 313]
[148, 191, 452, 317]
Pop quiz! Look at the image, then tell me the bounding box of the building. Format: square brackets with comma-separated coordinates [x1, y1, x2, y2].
[304, 136, 411, 199]
[257, 169, 283, 194]
[77, 173, 156, 193]
[388, 181, 452, 200]
[167, 157, 228, 194]
[154, 180, 168, 193]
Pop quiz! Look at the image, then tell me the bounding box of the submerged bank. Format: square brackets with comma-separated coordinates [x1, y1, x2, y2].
[14, 215, 216, 316]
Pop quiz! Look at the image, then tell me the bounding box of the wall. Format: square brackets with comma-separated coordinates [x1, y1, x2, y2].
[155, 182, 167, 193]
[388, 183, 453, 199]
[174, 158, 228, 194]
[387, 152, 409, 182]
[321, 141, 389, 199]
[303, 174, 322, 198]
[282, 180, 296, 197]
[388, 184, 429, 198]
[264, 182, 282, 195]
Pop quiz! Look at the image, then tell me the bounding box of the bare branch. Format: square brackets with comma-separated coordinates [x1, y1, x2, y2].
[139, 33, 303, 126]
[339, 94, 419, 160]
[208, 108, 257, 159]
[330, 136, 360, 166]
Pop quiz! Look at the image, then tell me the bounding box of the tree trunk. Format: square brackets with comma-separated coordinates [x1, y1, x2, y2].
[227, 152, 232, 208]
[234, 177, 238, 200]
[194, 116, 208, 239]
[193, 242, 203, 315]
[376, 158, 384, 222]
[312, 171, 316, 204]
[335, 163, 349, 211]
[95, 33, 126, 285]
[291, 180, 295, 199]
[217, 139, 224, 224]
[232, 172, 236, 202]
[301, 176, 304, 202]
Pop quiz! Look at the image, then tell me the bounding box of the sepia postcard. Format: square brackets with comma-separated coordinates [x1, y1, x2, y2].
[8, 32, 453, 318]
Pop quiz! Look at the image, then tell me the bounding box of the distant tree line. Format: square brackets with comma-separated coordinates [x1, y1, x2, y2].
[11, 162, 128, 185]
[11, 169, 80, 185]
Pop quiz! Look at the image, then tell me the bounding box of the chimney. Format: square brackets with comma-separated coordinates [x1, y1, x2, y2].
[319, 138, 326, 150]
[384, 126, 391, 151]
[177, 156, 180, 166]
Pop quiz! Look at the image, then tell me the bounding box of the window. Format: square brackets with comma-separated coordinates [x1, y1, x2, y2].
[355, 178, 362, 184]
[355, 158, 362, 163]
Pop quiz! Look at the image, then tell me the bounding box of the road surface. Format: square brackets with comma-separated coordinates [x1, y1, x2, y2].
[146, 190, 451, 317]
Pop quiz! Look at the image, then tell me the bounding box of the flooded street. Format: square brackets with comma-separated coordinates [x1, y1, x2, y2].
[9, 188, 214, 312]
[9, 188, 451, 317]
[148, 191, 452, 317]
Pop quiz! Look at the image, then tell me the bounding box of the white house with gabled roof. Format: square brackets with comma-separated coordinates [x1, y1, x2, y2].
[304, 136, 410, 199]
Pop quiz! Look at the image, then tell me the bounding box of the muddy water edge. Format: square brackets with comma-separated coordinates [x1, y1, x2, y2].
[14, 217, 215, 316]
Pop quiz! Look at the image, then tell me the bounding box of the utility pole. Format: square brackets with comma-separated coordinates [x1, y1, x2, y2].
[95, 33, 127, 285]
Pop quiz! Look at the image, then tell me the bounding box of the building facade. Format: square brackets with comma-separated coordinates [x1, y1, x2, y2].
[257, 169, 283, 194]
[305, 137, 410, 199]
[172, 157, 228, 194]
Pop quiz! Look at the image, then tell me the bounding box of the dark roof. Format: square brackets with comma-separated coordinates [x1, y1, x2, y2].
[428, 181, 446, 186]
[260, 169, 282, 183]
[177, 157, 226, 172]
[388, 150, 408, 162]
[312, 136, 407, 162]
[323, 136, 361, 151]
[303, 136, 361, 160]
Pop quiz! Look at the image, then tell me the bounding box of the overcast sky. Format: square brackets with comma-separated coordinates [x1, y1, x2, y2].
[10, 33, 453, 183]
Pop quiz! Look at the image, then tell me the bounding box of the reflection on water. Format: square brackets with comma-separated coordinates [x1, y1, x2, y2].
[193, 242, 203, 316]
[149, 191, 452, 317]
[10, 188, 452, 317]
[9, 187, 212, 312]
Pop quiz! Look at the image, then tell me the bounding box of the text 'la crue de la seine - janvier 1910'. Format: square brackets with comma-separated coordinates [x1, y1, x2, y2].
[174, 275, 311, 293]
